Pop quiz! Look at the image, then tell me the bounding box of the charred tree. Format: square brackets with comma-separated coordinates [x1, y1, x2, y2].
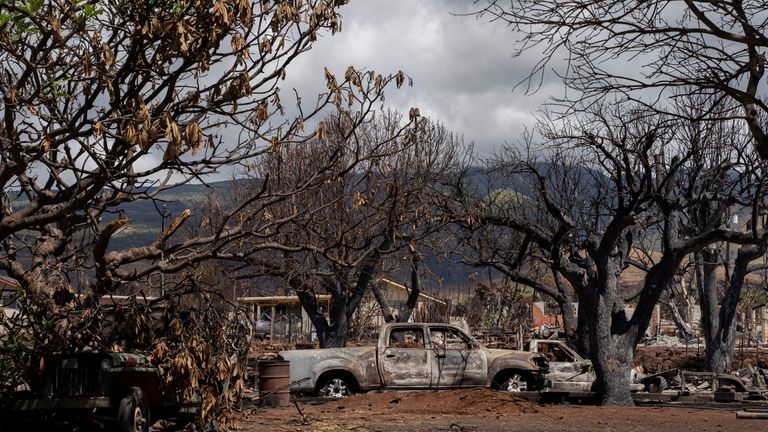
[371, 248, 424, 324]
[444, 99, 768, 405]
[474, 1, 768, 159]
[0, 0, 410, 423]
[238, 111, 464, 347]
[697, 244, 767, 372]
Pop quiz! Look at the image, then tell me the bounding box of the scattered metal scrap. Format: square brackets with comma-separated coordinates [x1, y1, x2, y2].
[635, 365, 768, 401]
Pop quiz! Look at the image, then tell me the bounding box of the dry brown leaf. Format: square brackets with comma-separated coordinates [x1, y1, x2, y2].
[409, 107, 421, 121]
[212, 1, 230, 25]
[316, 121, 327, 141]
[163, 118, 182, 160]
[324, 67, 337, 90]
[100, 43, 115, 67]
[184, 121, 203, 155]
[83, 54, 93, 77]
[5, 88, 17, 104]
[124, 124, 136, 145]
[395, 70, 405, 88]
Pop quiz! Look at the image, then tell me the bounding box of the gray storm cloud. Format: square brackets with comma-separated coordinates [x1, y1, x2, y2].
[280, 0, 559, 155]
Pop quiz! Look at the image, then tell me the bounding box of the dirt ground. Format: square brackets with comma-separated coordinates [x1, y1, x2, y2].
[234, 388, 766, 432]
[235, 345, 768, 432]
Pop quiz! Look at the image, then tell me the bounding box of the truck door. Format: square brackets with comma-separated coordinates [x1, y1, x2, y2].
[380, 326, 431, 388]
[429, 326, 487, 388]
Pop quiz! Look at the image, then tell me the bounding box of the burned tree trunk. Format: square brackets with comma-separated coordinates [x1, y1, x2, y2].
[296, 283, 352, 348]
[580, 262, 635, 406]
[697, 247, 737, 373]
[584, 249, 686, 405]
[575, 300, 591, 358]
[371, 249, 423, 324]
[371, 281, 397, 323]
[554, 272, 580, 351]
[698, 245, 765, 372]
[320, 299, 350, 348]
[397, 253, 423, 323]
[591, 334, 635, 406]
[293, 275, 355, 348]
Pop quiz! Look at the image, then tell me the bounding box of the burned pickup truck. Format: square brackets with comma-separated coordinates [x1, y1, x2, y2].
[280, 323, 549, 397]
[2, 351, 197, 431]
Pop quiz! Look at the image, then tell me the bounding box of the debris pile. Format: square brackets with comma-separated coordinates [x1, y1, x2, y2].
[636, 366, 768, 400]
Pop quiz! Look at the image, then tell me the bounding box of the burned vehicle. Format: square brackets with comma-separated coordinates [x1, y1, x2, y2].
[529, 339, 595, 393]
[280, 323, 549, 397]
[638, 367, 768, 401]
[529, 339, 645, 394]
[2, 351, 198, 432]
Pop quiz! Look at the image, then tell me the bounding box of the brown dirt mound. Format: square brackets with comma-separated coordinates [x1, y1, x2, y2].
[313, 388, 539, 416]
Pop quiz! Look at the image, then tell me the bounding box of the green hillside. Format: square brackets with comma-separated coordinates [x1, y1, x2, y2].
[107, 181, 230, 250]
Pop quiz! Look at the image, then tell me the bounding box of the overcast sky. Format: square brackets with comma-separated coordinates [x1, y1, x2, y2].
[282, 0, 560, 155]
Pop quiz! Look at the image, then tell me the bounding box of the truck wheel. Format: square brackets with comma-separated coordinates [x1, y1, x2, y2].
[496, 372, 531, 392]
[317, 375, 353, 398]
[118, 387, 149, 432]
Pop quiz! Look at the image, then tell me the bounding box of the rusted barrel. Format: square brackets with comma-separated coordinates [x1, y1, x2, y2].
[258, 360, 291, 407]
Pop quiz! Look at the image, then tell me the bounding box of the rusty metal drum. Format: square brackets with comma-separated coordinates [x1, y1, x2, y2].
[258, 360, 291, 407]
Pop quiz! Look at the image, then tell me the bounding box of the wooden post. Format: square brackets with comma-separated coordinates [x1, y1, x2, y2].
[270, 305, 276, 340]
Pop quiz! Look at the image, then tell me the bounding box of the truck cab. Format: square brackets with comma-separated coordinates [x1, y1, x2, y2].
[379, 324, 490, 388]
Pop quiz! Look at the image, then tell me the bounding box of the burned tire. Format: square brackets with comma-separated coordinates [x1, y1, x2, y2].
[494, 371, 533, 392]
[118, 387, 149, 432]
[316, 374, 355, 398]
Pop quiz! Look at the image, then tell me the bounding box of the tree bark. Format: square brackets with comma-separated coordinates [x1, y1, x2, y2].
[296, 290, 330, 345]
[575, 297, 591, 357]
[291, 238, 389, 348]
[554, 272, 580, 351]
[587, 250, 684, 405]
[322, 284, 350, 348]
[697, 249, 722, 371]
[318, 321, 349, 348]
[371, 251, 422, 323]
[581, 264, 635, 406]
[593, 338, 635, 405]
[371, 281, 396, 323]
[398, 256, 422, 323]
[698, 245, 764, 372]
[293, 277, 352, 348]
